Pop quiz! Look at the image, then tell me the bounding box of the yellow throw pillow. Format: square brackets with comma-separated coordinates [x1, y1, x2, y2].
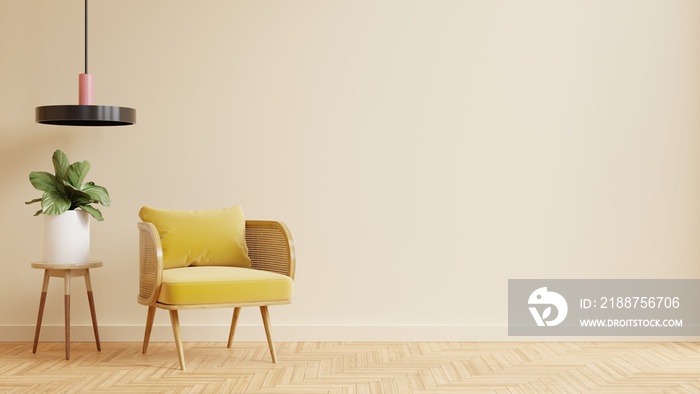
[138, 205, 251, 269]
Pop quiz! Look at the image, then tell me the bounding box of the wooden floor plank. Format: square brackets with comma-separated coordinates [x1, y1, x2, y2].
[0, 342, 697, 393]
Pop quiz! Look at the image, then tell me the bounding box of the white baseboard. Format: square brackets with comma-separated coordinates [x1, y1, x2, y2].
[2, 324, 698, 342]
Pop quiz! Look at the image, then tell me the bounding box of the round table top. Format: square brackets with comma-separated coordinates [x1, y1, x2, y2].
[31, 261, 103, 270]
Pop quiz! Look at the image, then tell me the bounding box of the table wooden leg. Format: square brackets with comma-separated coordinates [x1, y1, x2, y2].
[64, 270, 71, 360]
[84, 270, 101, 351]
[32, 270, 50, 353]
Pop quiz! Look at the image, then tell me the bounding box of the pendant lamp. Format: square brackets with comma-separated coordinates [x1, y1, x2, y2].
[36, 0, 135, 126]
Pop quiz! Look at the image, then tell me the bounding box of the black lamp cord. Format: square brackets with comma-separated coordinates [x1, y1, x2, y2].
[84, 0, 88, 74]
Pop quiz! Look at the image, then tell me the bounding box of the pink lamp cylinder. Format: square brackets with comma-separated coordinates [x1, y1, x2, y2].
[79, 73, 94, 105]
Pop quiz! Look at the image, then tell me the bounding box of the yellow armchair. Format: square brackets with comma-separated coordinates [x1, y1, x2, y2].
[137, 218, 295, 370]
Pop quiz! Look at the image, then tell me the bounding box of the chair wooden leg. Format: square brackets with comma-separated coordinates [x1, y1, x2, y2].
[143, 306, 156, 354]
[169, 310, 186, 370]
[260, 306, 277, 363]
[227, 307, 241, 348]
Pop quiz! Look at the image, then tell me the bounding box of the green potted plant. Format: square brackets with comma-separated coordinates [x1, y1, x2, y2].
[26, 149, 111, 264]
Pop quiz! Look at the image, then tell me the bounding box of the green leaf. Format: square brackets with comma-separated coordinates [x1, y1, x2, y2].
[33, 209, 43, 216]
[66, 160, 91, 188]
[41, 190, 71, 215]
[63, 183, 92, 199]
[82, 182, 111, 207]
[29, 171, 58, 193]
[80, 205, 104, 221]
[63, 182, 92, 206]
[52, 150, 70, 184]
[25, 198, 42, 205]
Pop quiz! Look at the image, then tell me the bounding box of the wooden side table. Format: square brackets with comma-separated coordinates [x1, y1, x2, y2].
[31, 261, 102, 360]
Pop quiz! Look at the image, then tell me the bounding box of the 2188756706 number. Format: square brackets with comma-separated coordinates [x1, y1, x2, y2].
[600, 296, 680, 309]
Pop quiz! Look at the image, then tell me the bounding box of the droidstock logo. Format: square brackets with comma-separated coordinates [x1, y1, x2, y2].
[528, 287, 568, 327]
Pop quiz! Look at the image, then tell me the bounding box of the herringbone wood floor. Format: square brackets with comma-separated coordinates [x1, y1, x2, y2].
[0, 342, 698, 393]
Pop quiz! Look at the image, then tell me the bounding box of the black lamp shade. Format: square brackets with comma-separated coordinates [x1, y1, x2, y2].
[36, 105, 136, 126]
[36, 1, 136, 127]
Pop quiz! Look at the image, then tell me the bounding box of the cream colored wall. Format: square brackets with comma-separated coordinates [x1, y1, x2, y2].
[1, 0, 700, 342]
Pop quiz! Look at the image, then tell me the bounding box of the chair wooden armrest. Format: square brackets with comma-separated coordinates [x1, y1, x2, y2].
[245, 220, 296, 279]
[137, 222, 164, 306]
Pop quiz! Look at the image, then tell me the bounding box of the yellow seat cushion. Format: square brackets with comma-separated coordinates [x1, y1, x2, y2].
[158, 266, 293, 305]
[138, 205, 251, 269]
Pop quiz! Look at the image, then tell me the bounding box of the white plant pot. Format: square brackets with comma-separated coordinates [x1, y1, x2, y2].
[43, 210, 90, 264]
